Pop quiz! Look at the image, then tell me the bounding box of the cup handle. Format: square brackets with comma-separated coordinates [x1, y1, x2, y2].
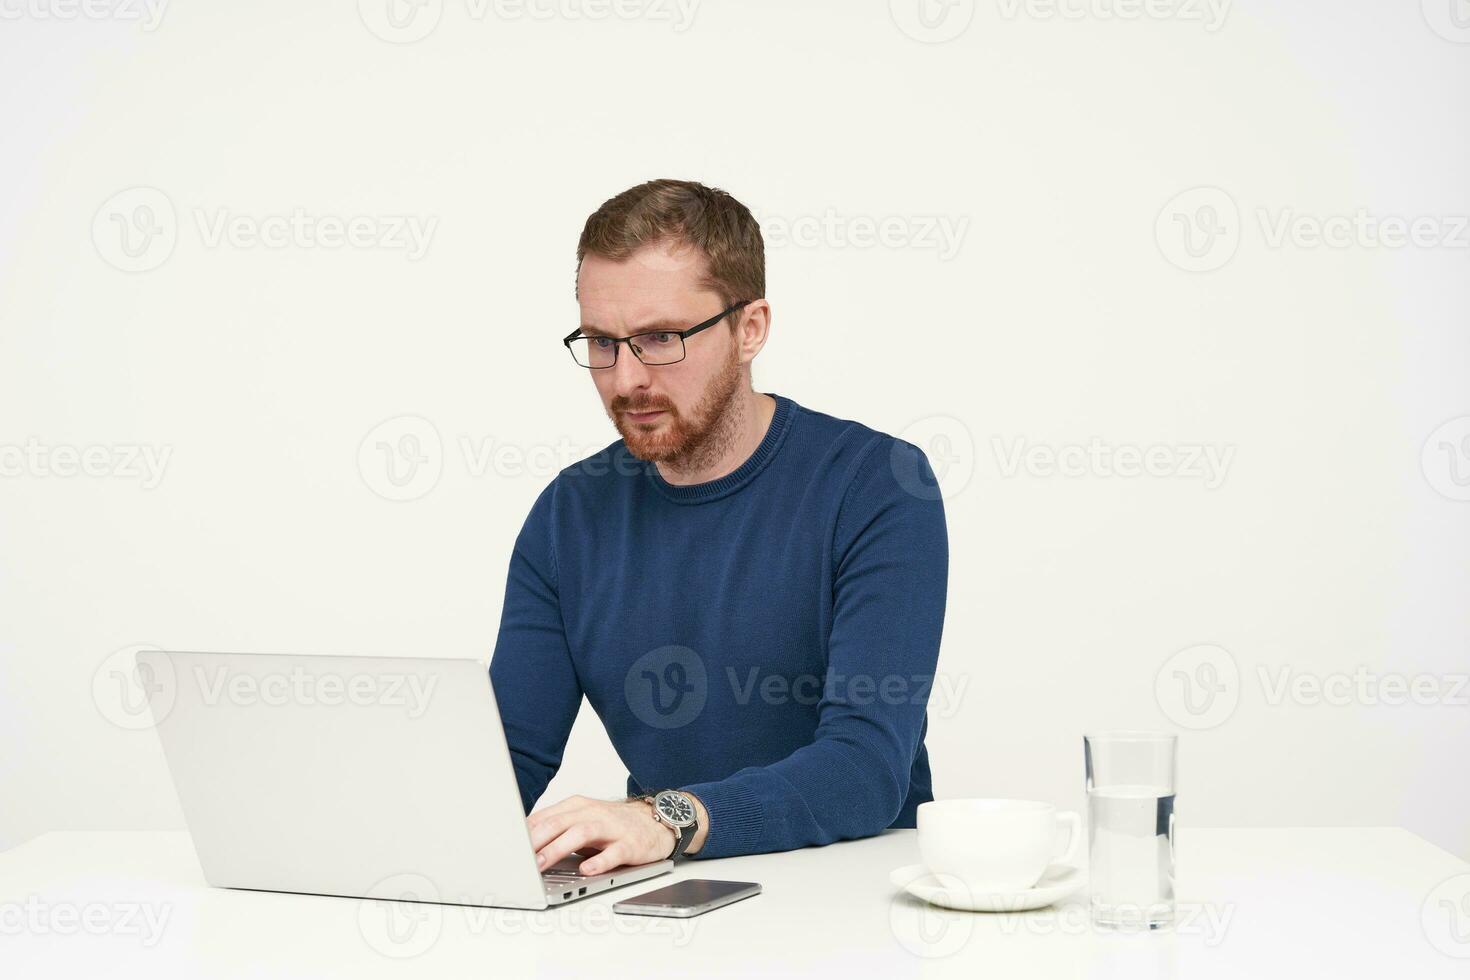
[1053, 811, 1083, 869]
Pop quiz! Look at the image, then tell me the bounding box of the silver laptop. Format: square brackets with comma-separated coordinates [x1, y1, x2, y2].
[139, 650, 672, 909]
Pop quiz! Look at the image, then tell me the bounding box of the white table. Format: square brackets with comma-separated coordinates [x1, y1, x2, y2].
[2, 828, 1467, 977]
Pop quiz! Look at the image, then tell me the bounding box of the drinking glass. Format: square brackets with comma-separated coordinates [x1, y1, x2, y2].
[1084, 731, 1177, 930]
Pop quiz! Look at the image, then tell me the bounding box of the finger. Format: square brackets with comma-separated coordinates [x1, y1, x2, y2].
[536, 823, 604, 870]
[528, 812, 583, 852]
[579, 841, 628, 876]
[526, 795, 589, 832]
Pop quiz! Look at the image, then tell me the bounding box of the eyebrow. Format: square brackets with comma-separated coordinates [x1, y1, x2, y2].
[577, 319, 686, 338]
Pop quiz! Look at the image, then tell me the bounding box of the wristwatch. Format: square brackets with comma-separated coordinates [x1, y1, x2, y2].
[642, 789, 699, 860]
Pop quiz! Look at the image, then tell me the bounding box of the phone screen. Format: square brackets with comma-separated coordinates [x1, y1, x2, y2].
[615, 879, 759, 912]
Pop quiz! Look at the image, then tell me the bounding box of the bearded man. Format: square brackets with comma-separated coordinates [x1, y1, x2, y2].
[490, 178, 949, 875]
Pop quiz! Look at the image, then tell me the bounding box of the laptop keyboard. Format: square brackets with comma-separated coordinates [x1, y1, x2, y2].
[541, 856, 593, 882]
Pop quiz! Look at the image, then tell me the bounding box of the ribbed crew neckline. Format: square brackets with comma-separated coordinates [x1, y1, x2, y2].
[645, 393, 794, 504]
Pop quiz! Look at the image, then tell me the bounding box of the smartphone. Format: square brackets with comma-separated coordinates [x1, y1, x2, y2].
[612, 879, 761, 917]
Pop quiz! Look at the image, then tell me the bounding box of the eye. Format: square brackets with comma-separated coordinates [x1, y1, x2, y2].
[647, 332, 676, 344]
[589, 337, 614, 349]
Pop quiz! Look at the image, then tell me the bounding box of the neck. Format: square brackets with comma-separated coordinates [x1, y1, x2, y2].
[656, 389, 776, 487]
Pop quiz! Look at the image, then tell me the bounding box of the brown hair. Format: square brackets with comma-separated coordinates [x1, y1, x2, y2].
[576, 178, 765, 310]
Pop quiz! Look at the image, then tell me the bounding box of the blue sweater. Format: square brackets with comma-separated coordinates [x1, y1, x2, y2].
[489, 393, 949, 859]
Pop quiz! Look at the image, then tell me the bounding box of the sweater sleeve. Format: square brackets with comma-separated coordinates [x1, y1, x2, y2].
[489, 478, 583, 813]
[682, 436, 949, 858]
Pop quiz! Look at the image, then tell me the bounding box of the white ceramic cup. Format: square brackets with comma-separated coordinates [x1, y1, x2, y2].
[917, 798, 1082, 893]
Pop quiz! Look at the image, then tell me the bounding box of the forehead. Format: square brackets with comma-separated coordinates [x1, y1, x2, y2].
[577, 240, 716, 327]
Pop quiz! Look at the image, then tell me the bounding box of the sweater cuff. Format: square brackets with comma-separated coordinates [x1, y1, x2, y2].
[682, 777, 764, 859]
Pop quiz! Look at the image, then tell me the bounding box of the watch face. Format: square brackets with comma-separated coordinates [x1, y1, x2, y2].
[655, 791, 695, 827]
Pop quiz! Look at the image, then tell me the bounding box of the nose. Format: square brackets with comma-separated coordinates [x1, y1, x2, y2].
[608, 343, 653, 399]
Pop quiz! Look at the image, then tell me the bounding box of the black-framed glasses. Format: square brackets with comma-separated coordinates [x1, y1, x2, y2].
[562, 301, 750, 369]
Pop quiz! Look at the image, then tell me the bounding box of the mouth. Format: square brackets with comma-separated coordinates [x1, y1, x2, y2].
[624, 408, 667, 424]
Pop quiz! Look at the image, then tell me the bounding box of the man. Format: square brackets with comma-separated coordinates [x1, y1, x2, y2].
[490, 178, 948, 876]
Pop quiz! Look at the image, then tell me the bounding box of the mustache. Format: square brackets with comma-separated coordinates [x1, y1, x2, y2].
[613, 396, 675, 414]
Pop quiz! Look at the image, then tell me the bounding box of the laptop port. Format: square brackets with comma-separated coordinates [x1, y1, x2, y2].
[563, 891, 571, 900]
[578, 886, 586, 895]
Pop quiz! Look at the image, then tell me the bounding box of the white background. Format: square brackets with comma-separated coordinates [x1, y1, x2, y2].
[1, 0, 1467, 861]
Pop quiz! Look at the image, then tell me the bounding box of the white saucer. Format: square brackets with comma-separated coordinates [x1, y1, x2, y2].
[889, 863, 1086, 912]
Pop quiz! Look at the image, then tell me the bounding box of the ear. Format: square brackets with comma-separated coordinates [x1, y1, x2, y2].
[734, 299, 772, 365]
